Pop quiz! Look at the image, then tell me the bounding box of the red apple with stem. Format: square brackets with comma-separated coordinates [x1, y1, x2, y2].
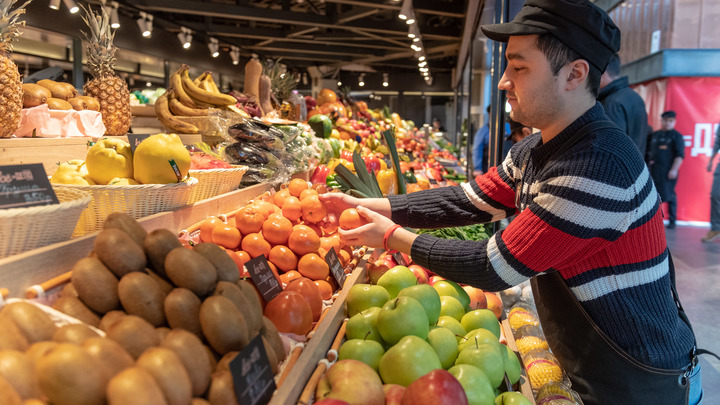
[400, 369, 468, 405]
[484, 292, 504, 319]
[383, 384, 406, 405]
[408, 264, 429, 285]
[463, 285, 488, 310]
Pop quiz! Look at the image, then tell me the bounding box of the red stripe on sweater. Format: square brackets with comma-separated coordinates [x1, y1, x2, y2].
[475, 167, 517, 209]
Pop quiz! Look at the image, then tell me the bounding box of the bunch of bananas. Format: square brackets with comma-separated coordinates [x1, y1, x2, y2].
[155, 64, 245, 134]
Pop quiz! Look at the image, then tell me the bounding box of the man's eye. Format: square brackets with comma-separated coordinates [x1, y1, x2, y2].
[513, 67, 525, 72]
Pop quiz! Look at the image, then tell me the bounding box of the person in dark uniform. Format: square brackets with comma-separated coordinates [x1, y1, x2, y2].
[647, 110, 685, 228]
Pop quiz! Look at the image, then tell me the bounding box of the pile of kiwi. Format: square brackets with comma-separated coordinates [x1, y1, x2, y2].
[0, 213, 285, 405]
[22, 80, 100, 111]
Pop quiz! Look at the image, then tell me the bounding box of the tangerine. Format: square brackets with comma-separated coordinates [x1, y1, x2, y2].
[325, 275, 339, 291]
[282, 196, 302, 222]
[251, 200, 276, 219]
[338, 208, 367, 230]
[300, 195, 327, 223]
[262, 215, 293, 245]
[212, 224, 242, 249]
[199, 216, 222, 243]
[241, 233, 271, 258]
[299, 188, 318, 201]
[288, 178, 309, 197]
[297, 252, 330, 280]
[273, 188, 292, 208]
[235, 206, 264, 235]
[288, 227, 321, 256]
[338, 249, 351, 267]
[314, 279, 333, 300]
[320, 235, 341, 253]
[279, 270, 303, 286]
[304, 222, 324, 238]
[321, 212, 339, 234]
[268, 245, 298, 272]
[230, 250, 252, 277]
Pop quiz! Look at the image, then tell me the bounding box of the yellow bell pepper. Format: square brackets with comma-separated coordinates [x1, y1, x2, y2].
[378, 159, 388, 171]
[50, 161, 96, 185]
[376, 169, 397, 195]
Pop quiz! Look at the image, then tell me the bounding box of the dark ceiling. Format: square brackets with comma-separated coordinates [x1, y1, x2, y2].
[116, 0, 469, 75]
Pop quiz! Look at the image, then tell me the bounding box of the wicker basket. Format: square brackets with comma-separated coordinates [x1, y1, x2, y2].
[0, 188, 92, 258]
[53, 178, 198, 237]
[188, 165, 248, 204]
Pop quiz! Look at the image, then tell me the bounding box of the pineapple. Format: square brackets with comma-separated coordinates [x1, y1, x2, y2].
[0, 0, 31, 138]
[81, 5, 131, 136]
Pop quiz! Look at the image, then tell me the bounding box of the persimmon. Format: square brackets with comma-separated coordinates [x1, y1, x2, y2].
[262, 215, 293, 245]
[299, 188, 318, 201]
[273, 188, 292, 208]
[338, 208, 367, 230]
[288, 178, 309, 198]
[268, 245, 298, 273]
[241, 233, 271, 258]
[288, 227, 321, 256]
[300, 195, 327, 223]
[199, 216, 222, 243]
[235, 206, 264, 235]
[314, 279, 333, 300]
[285, 277, 323, 321]
[297, 252, 330, 280]
[282, 196, 302, 222]
[279, 270, 303, 285]
[264, 291, 313, 336]
[212, 223, 242, 249]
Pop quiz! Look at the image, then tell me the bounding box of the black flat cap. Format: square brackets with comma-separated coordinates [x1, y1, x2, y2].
[481, 0, 621, 72]
[661, 111, 676, 118]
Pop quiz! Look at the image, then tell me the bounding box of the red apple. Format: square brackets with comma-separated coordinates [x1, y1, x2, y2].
[484, 292, 504, 319]
[428, 275, 446, 286]
[462, 285, 487, 310]
[314, 400, 350, 405]
[383, 384, 406, 405]
[408, 264, 429, 284]
[316, 359, 384, 405]
[400, 369, 468, 405]
[367, 260, 392, 285]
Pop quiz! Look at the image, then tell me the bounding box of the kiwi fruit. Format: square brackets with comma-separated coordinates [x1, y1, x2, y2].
[214, 281, 261, 336]
[21, 84, 50, 108]
[261, 336, 279, 375]
[0, 374, 22, 405]
[117, 272, 166, 327]
[192, 399, 210, 405]
[144, 229, 183, 277]
[52, 295, 101, 327]
[164, 288, 202, 338]
[35, 343, 105, 405]
[200, 296, 250, 355]
[46, 98, 73, 110]
[215, 351, 238, 373]
[160, 329, 213, 397]
[67, 97, 87, 111]
[0, 350, 42, 399]
[0, 313, 30, 351]
[106, 315, 160, 359]
[136, 347, 192, 405]
[1, 302, 57, 344]
[36, 80, 71, 100]
[236, 279, 264, 314]
[106, 367, 168, 405]
[207, 371, 237, 405]
[71, 257, 119, 314]
[94, 229, 147, 278]
[78, 95, 100, 111]
[57, 82, 78, 99]
[146, 268, 174, 295]
[24, 342, 57, 366]
[194, 243, 240, 283]
[103, 213, 147, 247]
[52, 324, 100, 345]
[98, 310, 126, 332]
[260, 316, 286, 360]
[61, 283, 78, 298]
[81, 337, 134, 384]
[156, 327, 171, 341]
[165, 247, 218, 297]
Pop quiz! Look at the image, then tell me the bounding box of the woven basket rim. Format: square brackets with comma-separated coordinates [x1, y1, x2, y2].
[189, 165, 248, 174]
[0, 188, 92, 218]
[53, 177, 199, 190]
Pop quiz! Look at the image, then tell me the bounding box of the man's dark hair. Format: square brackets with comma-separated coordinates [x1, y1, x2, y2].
[536, 33, 602, 97]
[605, 53, 621, 77]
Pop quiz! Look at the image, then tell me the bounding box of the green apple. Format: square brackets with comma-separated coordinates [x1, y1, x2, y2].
[439, 295, 465, 322]
[456, 343, 506, 389]
[398, 284, 441, 324]
[436, 316, 466, 343]
[426, 327, 459, 369]
[377, 266, 417, 299]
[346, 284, 391, 317]
[315, 359, 385, 405]
[377, 296, 429, 345]
[494, 392, 533, 405]
[433, 280, 471, 309]
[346, 307, 386, 346]
[338, 339, 385, 372]
[458, 328, 500, 352]
[378, 335, 442, 387]
[448, 364, 495, 405]
[461, 309, 501, 339]
[503, 345, 522, 385]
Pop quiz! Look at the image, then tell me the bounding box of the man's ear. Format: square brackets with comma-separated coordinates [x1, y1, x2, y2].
[565, 59, 590, 91]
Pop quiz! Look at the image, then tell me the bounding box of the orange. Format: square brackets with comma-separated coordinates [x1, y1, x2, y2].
[199, 216, 222, 243]
[262, 215, 293, 245]
[273, 188, 292, 208]
[298, 253, 330, 280]
[316, 88, 337, 105]
[282, 196, 302, 222]
[406, 183, 422, 193]
[251, 200, 276, 219]
[305, 222, 323, 238]
[288, 227, 321, 256]
[314, 279, 333, 300]
[338, 248, 351, 267]
[320, 235, 341, 254]
[268, 245, 298, 272]
[241, 233, 271, 258]
[212, 223, 242, 249]
[299, 188, 318, 201]
[321, 212, 339, 235]
[230, 250, 252, 277]
[325, 275, 339, 291]
[339, 208, 367, 230]
[288, 178, 309, 197]
[226, 216, 237, 228]
[235, 206, 265, 235]
[300, 195, 327, 223]
[280, 270, 303, 286]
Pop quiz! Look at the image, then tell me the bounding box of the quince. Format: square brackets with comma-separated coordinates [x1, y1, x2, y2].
[133, 133, 191, 184]
[86, 138, 134, 185]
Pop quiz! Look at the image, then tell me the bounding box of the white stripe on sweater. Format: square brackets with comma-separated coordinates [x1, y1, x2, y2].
[487, 234, 529, 287]
[570, 258, 669, 301]
[544, 167, 651, 202]
[461, 182, 509, 222]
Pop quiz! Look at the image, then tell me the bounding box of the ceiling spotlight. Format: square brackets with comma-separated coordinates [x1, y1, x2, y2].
[109, 2, 120, 29]
[408, 24, 420, 40]
[411, 44, 422, 52]
[230, 46, 240, 65]
[358, 73, 365, 87]
[405, 8, 415, 24]
[62, 0, 79, 13]
[382, 73, 389, 87]
[209, 38, 219, 58]
[178, 27, 192, 49]
[48, 0, 60, 10]
[398, 0, 412, 20]
[420, 67, 428, 72]
[337, 81, 342, 86]
[418, 61, 427, 67]
[146, 82, 152, 87]
[419, 55, 426, 61]
[137, 12, 153, 38]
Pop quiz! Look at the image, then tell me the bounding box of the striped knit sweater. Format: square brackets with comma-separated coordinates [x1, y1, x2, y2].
[388, 103, 695, 370]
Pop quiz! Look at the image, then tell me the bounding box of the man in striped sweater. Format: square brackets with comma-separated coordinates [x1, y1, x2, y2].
[323, 0, 701, 403]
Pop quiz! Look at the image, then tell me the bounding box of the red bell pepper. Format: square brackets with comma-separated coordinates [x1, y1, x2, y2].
[311, 164, 330, 185]
[340, 149, 353, 161]
[363, 155, 382, 174]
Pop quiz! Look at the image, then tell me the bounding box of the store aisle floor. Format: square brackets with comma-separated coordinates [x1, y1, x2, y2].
[667, 225, 720, 403]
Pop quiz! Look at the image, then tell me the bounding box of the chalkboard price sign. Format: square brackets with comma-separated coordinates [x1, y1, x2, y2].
[392, 251, 407, 267]
[230, 334, 276, 405]
[325, 247, 347, 287]
[127, 134, 151, 152]
[245, 255, 282, 302]
[0, 164, 59, 210]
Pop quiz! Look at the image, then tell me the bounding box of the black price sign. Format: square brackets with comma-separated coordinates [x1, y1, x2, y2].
[245, 255, 282, 302]
[325, 247, 346, 287]
[0, 164, 59, 210]
[392, 251, 407, 267]
[230, 334, 276, 405]
[127, 134, 151, 152]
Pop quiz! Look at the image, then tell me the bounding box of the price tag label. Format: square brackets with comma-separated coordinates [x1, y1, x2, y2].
[392, 251, 407, 267]
[0, 164, 59, 210]
[230, 334, 276, 405]
[325, 247, 346, 287]
[245, 255, 282, 302]
[127, 134, 151, 152]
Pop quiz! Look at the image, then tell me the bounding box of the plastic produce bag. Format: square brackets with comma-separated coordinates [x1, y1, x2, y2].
[224, 120, 290, 186]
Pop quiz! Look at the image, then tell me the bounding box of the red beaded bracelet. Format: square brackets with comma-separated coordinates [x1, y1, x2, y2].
[383, 224, 403, 251]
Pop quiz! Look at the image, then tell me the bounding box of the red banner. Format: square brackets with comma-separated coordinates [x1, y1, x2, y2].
[633, 77, 720, 223]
